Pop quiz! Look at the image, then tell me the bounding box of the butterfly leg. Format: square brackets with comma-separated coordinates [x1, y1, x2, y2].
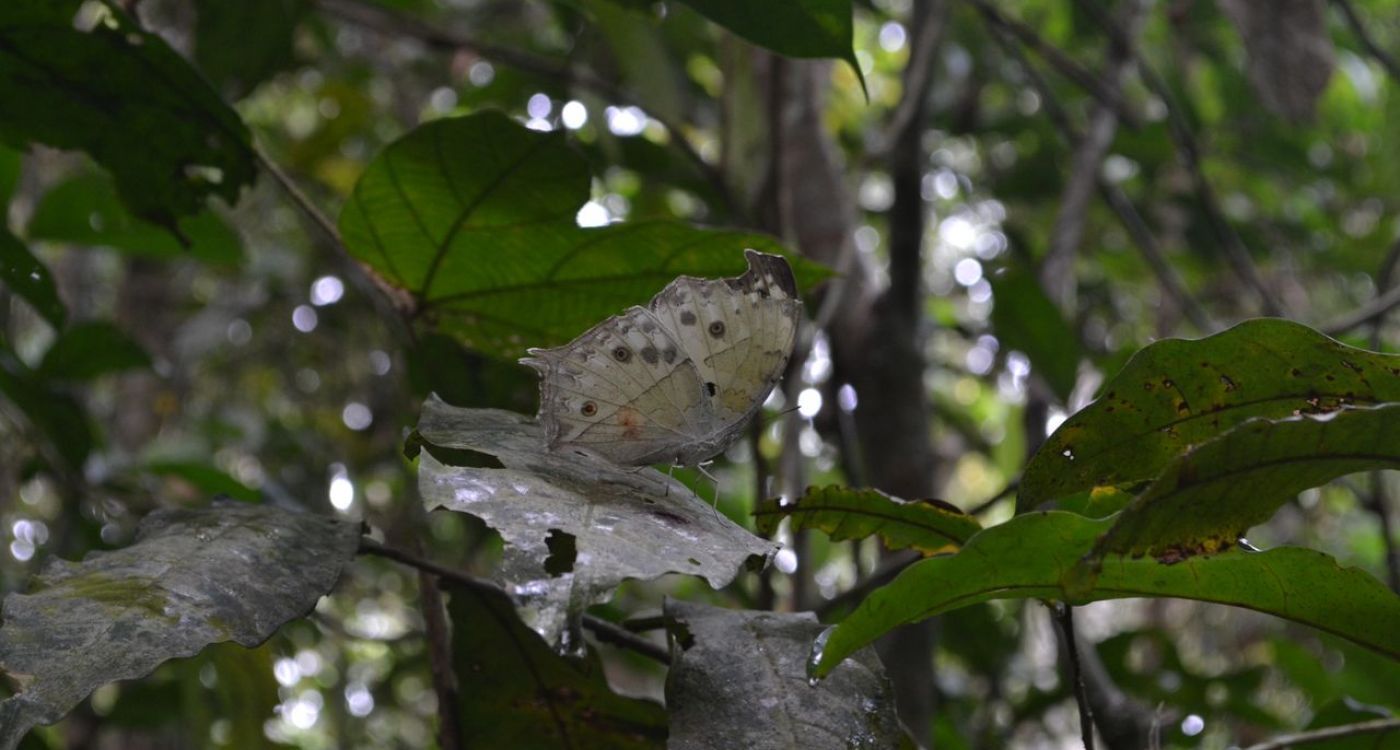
[692, 460, 723, 521]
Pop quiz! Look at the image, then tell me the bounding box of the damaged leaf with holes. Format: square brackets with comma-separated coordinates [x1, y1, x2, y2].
[0, 504, 360, 750]
[415, 396, 777, 650]
[753, 485, 981, 555]
[809, 512, 1400, 679]
[665, 600, 911, 750]
[1020, 319, 1400, 511]
[338, 111, 825, 358]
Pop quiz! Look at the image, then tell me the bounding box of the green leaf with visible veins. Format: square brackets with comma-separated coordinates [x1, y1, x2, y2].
[810, 512, 1400, 679]
[0, 0, 255, 233]
[1020, 319, 1400, 511]
[1088, 404, 1400, 563]
[753, 485, 981, 554]
[340, 112, 826, 358]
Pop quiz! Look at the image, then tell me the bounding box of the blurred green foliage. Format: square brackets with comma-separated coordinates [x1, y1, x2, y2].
[0, 0, 1398, 747]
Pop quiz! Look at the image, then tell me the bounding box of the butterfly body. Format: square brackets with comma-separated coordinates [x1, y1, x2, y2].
[522, 250, 801, 467]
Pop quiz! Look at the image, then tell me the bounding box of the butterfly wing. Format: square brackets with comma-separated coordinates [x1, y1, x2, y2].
[649, 250, 801, 453]
[522, 305, 710, 466]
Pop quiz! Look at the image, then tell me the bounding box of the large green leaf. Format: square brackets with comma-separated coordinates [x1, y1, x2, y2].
[0, 0, 256, 232]
[339, 111, 824, 358]
[753, 485, 982, 554]
[27, 172, 242, 264]
[38, 321, 150, 381]
[1020, 319, 1400, 510]
[450, 584, 667, 750]
[989, 267, 1081, 402]
[674, 0, 864, 94]
[1089, 404, 1400, 562]
[809, 512, 1400, 679]
[0, 504, 360, 749]
[0, 227, 65, 328]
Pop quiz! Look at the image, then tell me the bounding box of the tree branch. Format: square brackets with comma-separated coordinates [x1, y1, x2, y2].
[1098, 182, 1216, 331]
[251, 143, 419, 331]
[1320, 282, 1400, 335]
[1054, 604, 1095, 750]
[1241, 717, 1400, 750]
[1038, 0, 1147, 313]
[963, 0, 1141, 129]
[1330, 0, 1400, 81]
[1134, 62, 1286, 316]
[415, 566, 461, 750]
[1365, 238, 1400, 593]
[986, 3, 1212, 332]
[358, 538, 672, 665]
[814, 550, 920, 619]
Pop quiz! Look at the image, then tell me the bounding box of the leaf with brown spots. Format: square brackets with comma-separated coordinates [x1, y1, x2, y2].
[1020, 319, 1400, 511]
[809, 512, 1400, 679]
[1083, 403, 1400, 564]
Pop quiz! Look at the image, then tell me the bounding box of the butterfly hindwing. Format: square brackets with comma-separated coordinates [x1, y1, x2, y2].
[522, 251, 801, 467]
[523, 306, 709, 466]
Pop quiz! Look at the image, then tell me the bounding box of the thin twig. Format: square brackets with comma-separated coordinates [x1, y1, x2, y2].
[1366, 240, 1400, 593]
[1134, 62, 1285, 316]
[1241, 718, 1400, 750]
[966, 478, 1019, 516]
[358, 538, 672, 664]
[583, 614, 671, 664]
[1072, 0, 1285, 316]
[1039, 0, 1146, 313]
[622, 614, 667, 633]
[1331, 0, 1400, 81]
[1054, 603, 1096, 750]
[415, 566, 461, 750]
[870, 0, 951, 158]
[986, 4, 1213, 332]
[252, 145, 342, 248]
[251, 144, 420, 328]
[814, 550, 920, 619]
[962, 0, 1141, 128]
[1099, 182, 1216, 331]
[1320, 283, 1400, 336]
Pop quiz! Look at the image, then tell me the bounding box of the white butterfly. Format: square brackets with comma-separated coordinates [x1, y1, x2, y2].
[521, 250, 802, 467]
